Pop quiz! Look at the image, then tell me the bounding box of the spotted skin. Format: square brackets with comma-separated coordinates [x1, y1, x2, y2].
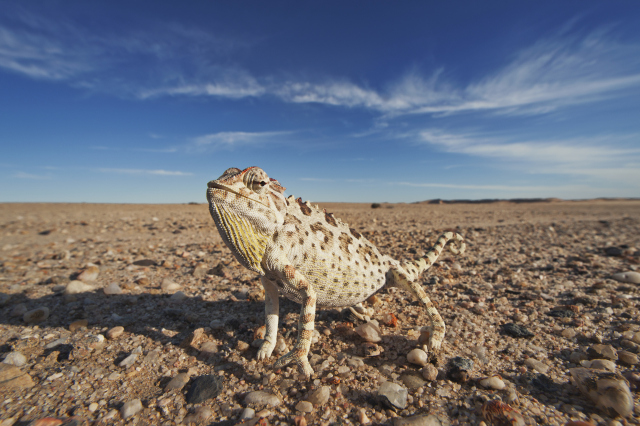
[206, 166, 466, 379]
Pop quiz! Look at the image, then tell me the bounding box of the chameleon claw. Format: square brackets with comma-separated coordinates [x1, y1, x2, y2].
[256, 339, 276, 360]
[274, 349, 314, 380]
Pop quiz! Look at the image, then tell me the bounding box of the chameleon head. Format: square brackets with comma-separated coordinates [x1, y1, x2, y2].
[206, 167, 287, 273]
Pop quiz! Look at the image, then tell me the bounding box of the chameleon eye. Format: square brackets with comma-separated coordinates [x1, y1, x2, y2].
[259, 181, 267, 186]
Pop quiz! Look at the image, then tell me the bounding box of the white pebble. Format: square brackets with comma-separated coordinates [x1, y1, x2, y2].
[479, 375, 506, 390]
[407, 348, 429, 367]
[103, 282, 123, 295]
[355, 322, 382, 342]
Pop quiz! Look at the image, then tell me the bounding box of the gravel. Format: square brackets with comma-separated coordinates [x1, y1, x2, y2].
[1, 200, 639, 425]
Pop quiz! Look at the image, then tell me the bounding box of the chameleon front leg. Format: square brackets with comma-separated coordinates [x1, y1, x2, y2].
[272, 264, 316, 379]
[257, 276, 279, 360]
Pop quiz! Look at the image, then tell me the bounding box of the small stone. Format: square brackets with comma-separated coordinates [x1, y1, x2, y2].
[479, 375, 506, 390]
[244, 390, 281, 407]
[135, 277, 150, 286]
[421, 364, 438, 381]
[120, 399, 143, 419]
[569, 351, 588, 364]
[605, 247, 623, 257]
[187, 406, 213, 423]
[103, 283, 122, 295]
[355, 322, 382, 342]
[377, 381, 408, 410]
[106, 326, 124, 339]
[293, 415, 307, 426]
[186, 375, 223, 404]
[502, 323, 534, 338]
[581, 359, 617, 371]
[65, 280, 96, 294]
[23, 307, 49, 324]
[393, 414, 451, 426]
[0, 363, 35, 390]
[525, 358, 549, 374]
[30, 418, 64, 426]
[295, 401, 313, 413]
[2, 351, 27, 367]
[193, 263, 208, 277]
[133, 259, 155, 266]
[588, 344, 618, 361]
[562, 328, 577, 339]
[119, 353, 138, 368]
[401, 373, 426, 390]
[307, 386, 330, 405]
[88, 402, 99, 412]
[239, 407, 255, 420]
[570, 367, 633, 418]
[200, 341, 218, 356]
[407, 348, 429, 367]
[618, 350, 638, 365]
[69, 319, 88, 332]
[165, 372, 190, 391]
[10, 303, 27, 317]
[347, 356, 365, 369]
[161, 278, 181, 292]
[237, 340, 250, 351]
[611, 271, 640, 284]
[169, 291, 187, 302]
[77, 265, 99, 282]
[144, 349, 160, 364]
[633, 332, 640, 344]
[358, 408, 371, 425]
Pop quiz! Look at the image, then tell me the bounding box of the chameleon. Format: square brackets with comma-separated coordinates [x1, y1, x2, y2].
[206, 166, 465, 379]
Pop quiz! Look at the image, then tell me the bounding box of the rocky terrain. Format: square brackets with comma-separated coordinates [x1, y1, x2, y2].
[1, 200, 639, 426]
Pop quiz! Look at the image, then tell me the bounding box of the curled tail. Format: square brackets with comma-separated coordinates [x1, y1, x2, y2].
[402, 231, 465, 280]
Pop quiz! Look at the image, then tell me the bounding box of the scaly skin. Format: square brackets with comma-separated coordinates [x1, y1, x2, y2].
[206, 166, 466, 379]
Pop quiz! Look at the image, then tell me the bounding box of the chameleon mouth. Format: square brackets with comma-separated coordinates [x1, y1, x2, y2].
[207, 182, 270, 209]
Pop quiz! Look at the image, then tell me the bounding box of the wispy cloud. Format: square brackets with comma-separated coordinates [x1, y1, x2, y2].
[418, 128, 640, 184]
[189, 131, 292, 151]
[97, 168, 192, 176]
[12, 171, 51, 179]
[2, 9, 638, 117]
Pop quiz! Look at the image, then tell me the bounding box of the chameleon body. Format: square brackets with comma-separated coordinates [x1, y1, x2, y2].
[206, 166, 465, 378]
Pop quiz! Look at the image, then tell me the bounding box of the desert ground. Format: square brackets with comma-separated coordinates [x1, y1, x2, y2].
[1, 200, 639, 426]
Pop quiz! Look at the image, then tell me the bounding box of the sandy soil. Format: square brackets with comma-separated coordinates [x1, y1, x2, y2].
[0, 200, 639, 425]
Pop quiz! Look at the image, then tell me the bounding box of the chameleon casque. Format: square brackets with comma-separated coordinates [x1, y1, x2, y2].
[206, 166, 465, 378]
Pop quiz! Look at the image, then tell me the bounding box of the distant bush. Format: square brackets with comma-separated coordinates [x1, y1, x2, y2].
[371, 203, 381, 209]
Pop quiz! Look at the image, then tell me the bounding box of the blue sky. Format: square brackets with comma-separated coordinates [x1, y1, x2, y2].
[1, 1, 639, 203]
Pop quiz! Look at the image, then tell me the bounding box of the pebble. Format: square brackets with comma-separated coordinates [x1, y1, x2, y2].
[502, 323, 534, 338]
[69, 319, 88, 332]
[358, 408, 371, 425]
[295, 401, 313, 413]
[88, 402, 99, 412]
[183, 406, 213, 424]
[0, 364, 35, 390]
[482, 400, 525, 426]
[525, 358, 549, 374]
[186, 375, 223, 404]
[588, 344, 617, 361]
[165, 372, 190, 391]
[362, 342, 383, 357]
[293, 415, 307, 426]
[103, 282, 122, 295]
[10, 303, 27, 317]
[120, 399, 143, 419]
[106, 326, 124, 339]
[581, 359, 616, 371]
[77, 265, 99, 282]
[2, 351, 27, 367]
[407, 348, 429, 366]
[65, 280, 96, 294]
[377, 381, 408, 410]
[393, 414, 451, 426]
[355, 322, 382, 342]
[561, 328, 577, 339]
[617, 350, 638, 365]
[611, 271, 640, 284]
[239, 408, 255, 420]
[569, 351, 588, 364]
[570, 367, 633, 418]
[161, 278, 181, 292]
[23, 307, 49, 324]
[244, 390, 281, 407]
[169, 290, 187, 302]
[307, 385, 330, 405]
[401, 373, 426, 390]
[479, 375, 506, 390]
[118, 353, 138, 368]
[421, 364, 438, 381]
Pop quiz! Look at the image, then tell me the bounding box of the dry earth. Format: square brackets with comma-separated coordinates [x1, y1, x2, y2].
[1, 200, 639, 426]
